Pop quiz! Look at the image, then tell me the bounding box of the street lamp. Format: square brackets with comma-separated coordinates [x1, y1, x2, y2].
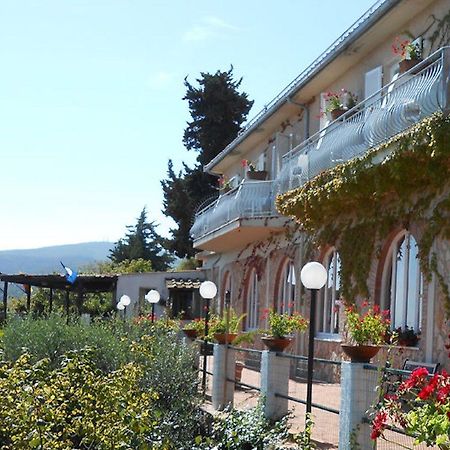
[145, 289, 160, 323]
[300, 261, 327, 417]
[116, 296, 126, 320]
[199, 280, 217, 394]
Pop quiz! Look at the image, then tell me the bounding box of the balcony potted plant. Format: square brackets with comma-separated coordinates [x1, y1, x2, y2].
[324, 89, 358, 121]
[392, 35, 422, 74]
[209, 309, 246, 344]
[341, 302, 390, 363]
[242, 159, 267, 181]
[218, 175, 232, 194]
[260, 309, 308, 352]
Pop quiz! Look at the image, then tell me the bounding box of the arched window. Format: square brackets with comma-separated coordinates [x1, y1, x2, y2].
[277, 259, 296, 314]
[246, 268, 259, 330]
[317, 249, 341, 335]
[383, 231, 423, 332]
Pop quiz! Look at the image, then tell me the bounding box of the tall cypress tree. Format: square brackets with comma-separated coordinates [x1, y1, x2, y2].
[161, 67, 253, 258]
[109, 207, 173, 271]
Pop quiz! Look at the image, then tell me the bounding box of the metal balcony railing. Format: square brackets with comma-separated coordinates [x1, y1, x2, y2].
[190, 180, 277, 241]
[277, 47, 450, 194]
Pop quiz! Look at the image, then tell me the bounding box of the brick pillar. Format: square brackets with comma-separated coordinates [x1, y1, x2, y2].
[339, 362, 378, 450]
[260, 350, 290, 421]
[212, 344, 236, 410]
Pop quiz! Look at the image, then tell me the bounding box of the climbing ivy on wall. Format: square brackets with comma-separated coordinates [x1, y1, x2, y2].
[276, 113, 450, 313]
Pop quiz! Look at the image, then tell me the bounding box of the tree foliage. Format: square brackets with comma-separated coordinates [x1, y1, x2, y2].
[109, 207, 173, 271]
[161, 67, 253, 258]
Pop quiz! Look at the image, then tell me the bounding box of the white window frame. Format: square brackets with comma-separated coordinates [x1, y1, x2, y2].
[381, 231, 423, 333]
[246, 268, 259, 330]
[316, 249, 341, 338]
[277, 259, 296, 314]
[221, 271, 233, 314]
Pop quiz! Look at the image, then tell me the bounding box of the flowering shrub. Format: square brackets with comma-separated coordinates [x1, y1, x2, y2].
[371, 367, 450, 448]
[323, 89, 357, 114]
[344, 302, 390, 345]
[241, 159, 256, 171]
[261, 309, 308, 338]
[392, 36, 422, 60]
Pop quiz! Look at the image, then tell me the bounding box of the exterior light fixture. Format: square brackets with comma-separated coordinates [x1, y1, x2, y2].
[145, 289, 160, 323]
[300, 261, 327, 417]
[199, 280, 217, 394]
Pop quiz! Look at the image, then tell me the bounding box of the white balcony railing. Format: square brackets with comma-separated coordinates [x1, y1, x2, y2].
[192, 47, 450, 243]
[277, 47, 450, 194]
[190, 180, 277, 241]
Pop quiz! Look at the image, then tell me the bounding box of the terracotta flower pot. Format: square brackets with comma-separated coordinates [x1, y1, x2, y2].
[261, 336, 293, 352]
[183, 329, 198, 340]
[330, 109, 346, 121]
[341, 344, 380, 363]
[246, 170, 267, 181]
[214, 332, 238, 345]
[399, 58, 422, 74]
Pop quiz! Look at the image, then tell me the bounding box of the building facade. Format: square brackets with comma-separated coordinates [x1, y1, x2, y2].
[190, 0, 450, 373]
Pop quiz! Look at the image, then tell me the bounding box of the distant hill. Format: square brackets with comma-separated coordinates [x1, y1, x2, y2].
[0, 242, 113, 275]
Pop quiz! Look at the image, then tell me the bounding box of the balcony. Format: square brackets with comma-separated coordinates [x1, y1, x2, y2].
[190, 180, 285, 251]
[277, 47, 450, 194]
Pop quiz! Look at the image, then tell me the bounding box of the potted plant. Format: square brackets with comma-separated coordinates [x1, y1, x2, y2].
[371, 367, 450, 449]
[324, 89, 358, 121]
[242, 159, 267, 181]
[209, 309, 246, 344]
[218, 175, 232, 194]
[392, 35, 422, 74]
[341, 302, 390, 363]
[182, 318, 205, 340]
[394, 326, 420, 347]
[260, 309, 308, 352]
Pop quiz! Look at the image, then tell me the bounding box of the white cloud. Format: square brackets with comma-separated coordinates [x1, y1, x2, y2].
[183, 16, 238, 42]
[148, 71, 174, 89]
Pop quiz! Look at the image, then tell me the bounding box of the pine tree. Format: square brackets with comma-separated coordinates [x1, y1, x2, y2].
[161, 67, 253, 258]
[109, 207, 173, 271]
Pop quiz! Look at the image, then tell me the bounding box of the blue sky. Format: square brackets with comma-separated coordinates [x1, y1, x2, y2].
[0, 0, 375, 250]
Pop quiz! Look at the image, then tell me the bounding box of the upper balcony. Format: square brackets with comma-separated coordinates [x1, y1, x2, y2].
[190, 180, 285, 252]
[277, 47, 450, 194]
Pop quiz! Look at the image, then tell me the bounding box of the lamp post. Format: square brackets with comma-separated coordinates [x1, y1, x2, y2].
[116, 296, 126, 320]
[199, 280, 217, 394]
[300, 261, 327, 416]
[145, 289, 160, 323]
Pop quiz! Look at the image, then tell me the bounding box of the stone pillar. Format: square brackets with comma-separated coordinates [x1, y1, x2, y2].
[212, 344, 236, 410]
[260, 350, 290, 421]
[339, 362, 378, 450]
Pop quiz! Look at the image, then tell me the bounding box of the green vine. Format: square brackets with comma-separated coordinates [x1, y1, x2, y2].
[276, 113, 450, 313]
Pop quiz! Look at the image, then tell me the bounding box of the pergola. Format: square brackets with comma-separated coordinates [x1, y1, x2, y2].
[0, 273, 117, 319]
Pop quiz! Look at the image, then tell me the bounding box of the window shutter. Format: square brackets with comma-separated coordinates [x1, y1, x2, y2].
[364, 66, 383, 103]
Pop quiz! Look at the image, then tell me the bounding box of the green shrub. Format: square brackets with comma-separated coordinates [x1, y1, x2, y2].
[0, 349, 159, 449]
[193, 401, 289, 450]
[1, 314, 128, 372]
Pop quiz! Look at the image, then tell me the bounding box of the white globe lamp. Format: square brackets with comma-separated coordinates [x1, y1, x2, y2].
[300, 262, 327, 290]
[120, 295, 131, 306]
[199, 281, 217, 299]
[145, 289, 160, 304]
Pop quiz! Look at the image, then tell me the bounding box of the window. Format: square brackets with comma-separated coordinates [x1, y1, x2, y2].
[246, 268, 259, 330]
[317, 249, 341, 335]
[221, 271, 232, 314]
[276, 259, 296, 314]
[383, 231, 423, 332]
